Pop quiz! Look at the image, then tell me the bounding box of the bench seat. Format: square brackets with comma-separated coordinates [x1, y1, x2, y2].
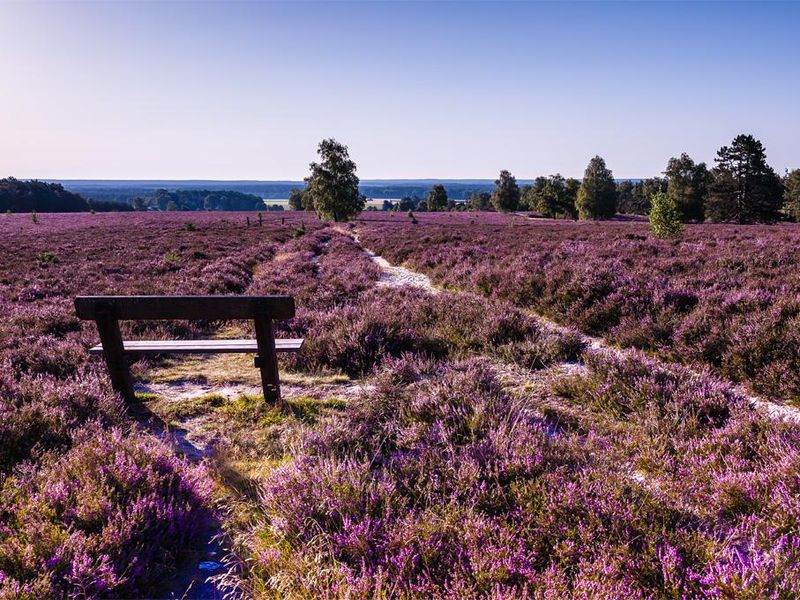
[88, 338, 304, 355]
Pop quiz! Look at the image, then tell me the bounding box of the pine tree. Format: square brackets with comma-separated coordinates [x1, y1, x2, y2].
[564, 178, 580, 219]
[305, 139, 365, 222]
[466, 191, 492, 211]
[491, 170, 520, 213]
[576, 156, 616, 220]
[706, 134, 783, 223]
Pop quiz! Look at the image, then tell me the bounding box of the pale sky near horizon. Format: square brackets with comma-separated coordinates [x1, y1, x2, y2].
[0, 1, 798, 181]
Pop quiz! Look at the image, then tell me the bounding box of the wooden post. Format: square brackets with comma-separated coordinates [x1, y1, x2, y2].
[253, 314, 283, 407]
[95, 307, 135, 402]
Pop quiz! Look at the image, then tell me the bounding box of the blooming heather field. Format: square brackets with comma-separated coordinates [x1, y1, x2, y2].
[2, 211, 800, 598]
[361, 213, 800, 406]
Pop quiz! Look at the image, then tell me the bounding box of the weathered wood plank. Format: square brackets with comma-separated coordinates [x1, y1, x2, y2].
[94, 313, 136, 403]
[75, 295, 295, 321]
[254, 315, 284, 407]
[88, 338, 304, 355]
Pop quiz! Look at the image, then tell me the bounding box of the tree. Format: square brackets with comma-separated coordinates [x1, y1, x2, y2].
[706, 134, 783, 223]
[427, 184, 448, 211]
[398, 196, 416, 211]
[535, 174, 577, 219]
[628, 177, 668, 215]
[649, 192, 684, 238]
[664, 153, 710, 222]
[491, 170, 520, 213]
[615, 181, 635, 215]
[305, 138, 365, 222]
[563, 178, 580, 219]
[520, 177, 546, 212]
[576, 156, 616, 219]
[0, 178, 91, 213]
[466, 191, 492, 211]
[784, 169, 800, 222]
[287, 188, 306, 211]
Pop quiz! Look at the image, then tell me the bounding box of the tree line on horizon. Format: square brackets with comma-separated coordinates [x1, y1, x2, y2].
[4, 133, 799, 223]
[0, 178, 134, 213]
[129, 188, 280, 212]
[291, 134, 800, 225]
[0, 179, 282, 214]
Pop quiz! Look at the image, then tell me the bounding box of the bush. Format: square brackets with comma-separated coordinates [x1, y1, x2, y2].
[649, 192, 684, 239]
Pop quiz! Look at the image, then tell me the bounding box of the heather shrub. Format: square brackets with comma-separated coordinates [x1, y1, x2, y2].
[240, 359, 711, 597]
[288, 287, 577, 376]
[0, 369, 124, 474]
[554, 352, 741, 435]
[6, 334, 87, 380]
[0, 426, 213, 598]
[250, 229, 382, 311]
[696, 535, 800, 599]
[359, 216, 800, 404]
[0, 213, 323, 596]
[495, 330, 585, 369]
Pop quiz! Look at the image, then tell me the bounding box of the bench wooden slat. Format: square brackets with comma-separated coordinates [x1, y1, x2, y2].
[88, 338, 304, 355]
[75, 295, 295, 321]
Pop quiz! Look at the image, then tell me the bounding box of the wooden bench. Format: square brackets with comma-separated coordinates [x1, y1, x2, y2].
[74, 295, 303, 406]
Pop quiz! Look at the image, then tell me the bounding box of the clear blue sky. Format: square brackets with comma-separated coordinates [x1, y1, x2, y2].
[0, 1, 797, 180]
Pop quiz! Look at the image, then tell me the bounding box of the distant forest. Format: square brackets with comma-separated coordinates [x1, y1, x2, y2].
[134, 189, 272, 211]
[56, 180, 509, 203]
[0, 178, 132, 213]
[0, 179, 275, 213]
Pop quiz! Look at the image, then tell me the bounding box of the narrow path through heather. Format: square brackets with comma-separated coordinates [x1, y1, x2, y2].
[351, 228, 800, 424]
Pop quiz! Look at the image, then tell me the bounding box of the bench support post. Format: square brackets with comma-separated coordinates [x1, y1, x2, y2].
[95, 311, 136, 403]
[254, 315, 284, 407]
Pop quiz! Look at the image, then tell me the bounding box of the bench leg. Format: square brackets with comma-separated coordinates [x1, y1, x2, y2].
[95, 315, 136, 403]
[254, 316, 284, 407]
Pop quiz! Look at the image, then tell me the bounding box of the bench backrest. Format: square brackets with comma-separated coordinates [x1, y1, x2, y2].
[74, 295, 295, 321]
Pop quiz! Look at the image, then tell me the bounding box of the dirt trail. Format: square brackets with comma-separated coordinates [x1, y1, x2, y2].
[351, 230, 800, 424]
[365, 247, 436, 291]
[349, 230, 437, 292]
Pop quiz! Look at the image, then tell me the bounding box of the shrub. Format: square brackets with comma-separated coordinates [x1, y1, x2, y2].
[239, 359, 709, 597]
[0, 426, 213, 597]
[649, 192, 684, 239]
[35, 251, 59, 266]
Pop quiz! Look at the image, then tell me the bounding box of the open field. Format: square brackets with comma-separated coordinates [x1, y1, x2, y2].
[2, 211, 800, 598]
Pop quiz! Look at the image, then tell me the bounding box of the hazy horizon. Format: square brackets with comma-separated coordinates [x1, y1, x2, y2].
[2, 1, 798, 180]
